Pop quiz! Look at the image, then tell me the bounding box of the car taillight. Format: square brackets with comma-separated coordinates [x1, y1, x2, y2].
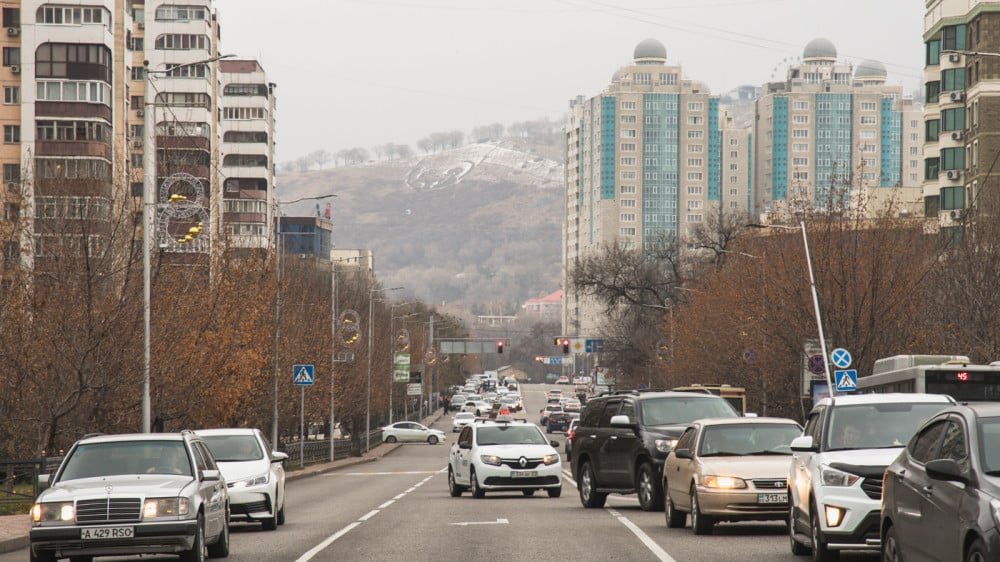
[567, 430, 575, 442]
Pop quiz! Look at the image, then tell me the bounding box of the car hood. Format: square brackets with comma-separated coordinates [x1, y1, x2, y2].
[818, 448, 902, 472]
[643, 424, 688, 439]
[43, 475, 193, 501]
[477, 444, 557, 457]
[697, 455, 793, 479]
[215, 460, 271, 481]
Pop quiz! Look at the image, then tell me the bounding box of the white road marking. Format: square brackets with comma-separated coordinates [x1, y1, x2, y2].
[450, 518, 510, 526]
[331, 470, 439, 476]
[294, 522, 360, 562]
[378, 500, 394, 509]
[358, 509, 379, 521]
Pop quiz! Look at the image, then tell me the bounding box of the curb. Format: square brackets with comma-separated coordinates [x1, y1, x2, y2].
[0, 535, 28, 555]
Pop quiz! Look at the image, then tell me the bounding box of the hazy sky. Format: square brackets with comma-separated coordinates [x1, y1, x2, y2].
[213, 0, 924, 164]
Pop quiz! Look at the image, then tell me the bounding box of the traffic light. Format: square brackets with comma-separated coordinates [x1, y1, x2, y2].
[562, 338, 570, 354]
[496, 340, 504, 354]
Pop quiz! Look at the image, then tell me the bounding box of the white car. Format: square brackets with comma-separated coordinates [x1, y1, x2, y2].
[196, 427, 288, 531]
[452, 412, 475, 432]
[381, 421, 446, 444]
[461, 400, 491, 416]
[448, 415, 562, 498]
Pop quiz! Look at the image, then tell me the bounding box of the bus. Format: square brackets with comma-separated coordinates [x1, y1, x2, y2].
[857, 354, 1000, 402]
[672, 384, 747, 415]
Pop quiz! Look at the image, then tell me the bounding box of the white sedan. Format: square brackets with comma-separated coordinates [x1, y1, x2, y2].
[452, 412, 475, 432]
[381, 421, 446, 444]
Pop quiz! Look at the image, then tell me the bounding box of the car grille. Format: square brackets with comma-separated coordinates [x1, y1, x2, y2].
[861, 476, 883, 500]
[751, 479, 787, 490]
[231, 499, 271, 516]
[76, 498, 142, 523]
[483, 476, 560, 486]
[499, 458, 543, 469]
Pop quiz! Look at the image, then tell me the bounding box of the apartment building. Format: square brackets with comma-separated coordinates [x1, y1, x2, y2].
[563, 38, 749, 335]
[753, 38, 922, 222]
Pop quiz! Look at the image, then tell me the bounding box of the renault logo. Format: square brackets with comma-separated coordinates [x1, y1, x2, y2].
[775, 481, 786, 488]
[518, 457, 527, 468]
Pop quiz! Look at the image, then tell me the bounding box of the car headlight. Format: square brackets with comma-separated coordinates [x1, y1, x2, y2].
[480, 455, 502, 466]
[820, 465, 861, 487]
[231, 472, 270, 488]
[655, 438, 678, 453]
[701, 475, 747, 489]
[143, 497, 190, 518]
[541, 454, 560, 466]
[31, 502, 74, 523]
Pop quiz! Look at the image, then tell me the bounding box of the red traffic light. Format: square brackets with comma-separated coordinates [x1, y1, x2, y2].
[562, 339, 570, 354]
[496, 340, 504, 354]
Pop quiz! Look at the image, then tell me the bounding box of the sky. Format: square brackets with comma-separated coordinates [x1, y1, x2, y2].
[213, 0, 924, 165]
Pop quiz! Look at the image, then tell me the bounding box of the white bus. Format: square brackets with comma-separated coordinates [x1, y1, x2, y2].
[857, 354, 1000, 402]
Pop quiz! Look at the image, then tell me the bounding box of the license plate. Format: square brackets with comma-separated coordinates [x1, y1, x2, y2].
[510, 470, 538, 478]
[81, 526, 134, 539]
[757, 493, 787, 504]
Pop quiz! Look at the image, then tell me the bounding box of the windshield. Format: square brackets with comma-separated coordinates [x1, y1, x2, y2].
[640, 397, 738, 426]
[477, 425, 548, 446]
[60, 441, 192, 480]
[202, 434, 264, 462]
[979, 417, 1000, 473]
[827, 403, 949, 451]
[699, 423, 802, 456]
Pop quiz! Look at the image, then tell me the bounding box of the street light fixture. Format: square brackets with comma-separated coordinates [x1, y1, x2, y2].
[748, 221, 835, 395]
[142, 54, 235, 433]
[367, 286, 403, 451]
[389, 303, 418, 424]
[271, 194, 337, 447]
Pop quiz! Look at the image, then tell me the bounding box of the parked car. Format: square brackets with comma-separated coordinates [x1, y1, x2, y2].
[881, 403, 1000, 561]
[663, 417, 803, 534]
[29, 431, 230, 562]
[572, 389, 739, 511]
[452, 412, 476, 432]
[196, 428, 287, 531]
[788, 393, 954, 560]
[381, 421, 446, 444]
[546, 412, 575, 434]
[448, 415, 562, 498]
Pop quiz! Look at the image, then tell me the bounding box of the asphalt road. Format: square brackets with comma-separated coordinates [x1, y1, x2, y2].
[1, 384, 879, 561]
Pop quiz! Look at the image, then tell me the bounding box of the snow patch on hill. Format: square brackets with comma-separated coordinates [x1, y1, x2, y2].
[404, 141, 562, 191]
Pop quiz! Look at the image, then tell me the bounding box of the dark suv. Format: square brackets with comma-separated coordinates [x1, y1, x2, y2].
[572, 390, 739, 511]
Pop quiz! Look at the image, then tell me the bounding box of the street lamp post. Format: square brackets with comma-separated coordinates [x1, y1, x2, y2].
[749, 221, 834, 395]
[271, 194, 336, 447]
[142, 54, 234, 433]
[366, 286, 403, 452]
[389, 304, 417, 424]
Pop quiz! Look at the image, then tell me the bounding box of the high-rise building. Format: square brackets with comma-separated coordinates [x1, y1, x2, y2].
[563, 39, 750, 335]
[752, 38, 922, 222]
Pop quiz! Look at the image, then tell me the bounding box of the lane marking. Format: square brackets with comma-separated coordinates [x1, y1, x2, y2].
[331, 470, 439, 476]
[378, 500, 394, 509]
[450, 518, 509, 526]
[294, 522, 360, 562]
[611, 509, 677, 562]
[358, 509, 379, 521]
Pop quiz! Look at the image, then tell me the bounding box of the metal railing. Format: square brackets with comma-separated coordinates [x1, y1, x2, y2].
[0, 456, 62, 506]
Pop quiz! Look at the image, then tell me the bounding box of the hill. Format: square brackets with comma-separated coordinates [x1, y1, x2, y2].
[278, 140, 565, 314]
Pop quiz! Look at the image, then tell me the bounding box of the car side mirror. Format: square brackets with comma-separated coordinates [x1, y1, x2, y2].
[790, 435, 817, 452]
[926, 458, 969, 484]
[674, 448, 693, 459]
[459, 442, 472, 450]
[550, 440, 559, 447]
[270, 451, 289, 463]
[201, 469, 222, 482]
[37, 474, 51, 494]
[610, 414, 634, 428]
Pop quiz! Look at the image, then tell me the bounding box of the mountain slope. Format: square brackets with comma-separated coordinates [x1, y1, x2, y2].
[278, 140, 564, 312]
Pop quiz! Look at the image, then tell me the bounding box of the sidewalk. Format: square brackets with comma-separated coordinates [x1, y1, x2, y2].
[0, 409, 446, 554]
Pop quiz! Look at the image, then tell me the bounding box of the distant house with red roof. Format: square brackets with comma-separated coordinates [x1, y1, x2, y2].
[521, 290, 562, 322]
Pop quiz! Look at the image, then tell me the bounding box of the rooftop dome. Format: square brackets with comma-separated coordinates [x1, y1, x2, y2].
[803, 38, 837, 60]
[633, 38, 667, 64]
[855, 59, 887, 80]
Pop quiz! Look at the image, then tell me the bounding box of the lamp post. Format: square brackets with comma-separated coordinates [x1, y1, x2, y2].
[329, 255, 361, 462]
[389, 304, 417, 424]
[748, 221, 834, 395]
[367, 286, 403, 452]
[142, 54, 234, 433]
[271, 194, 336, 447]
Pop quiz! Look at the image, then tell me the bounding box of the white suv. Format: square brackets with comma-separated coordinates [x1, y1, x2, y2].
[788, 393, 954, 560]
[448, 415, 562, 498]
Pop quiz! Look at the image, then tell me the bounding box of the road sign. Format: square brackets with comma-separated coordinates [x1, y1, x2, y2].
[538, 356, 563, 365]
[406, 383, 422, 396]
[393, 352, 411, 383]
[409, 371, 422, 384]
[830, 348, 852, 369]
[835, 369, 858, 392]
[585, 339, 605, 353]
[292, 364, 314, 386]
[807, 354, 825, 375]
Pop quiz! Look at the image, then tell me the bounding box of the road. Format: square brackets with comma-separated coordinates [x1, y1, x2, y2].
[2, 384, 879, 561]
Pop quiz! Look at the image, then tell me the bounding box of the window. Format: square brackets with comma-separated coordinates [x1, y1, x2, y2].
[926, 119, 940, 142]
[793, 129, 809, 138]
[686, 172, 703, 181]
[926, 81, 941, 104]
[36, 6, 110, 25]
[793, 171, 809, 180]
[687, 116, 703, 125]
[687, 102, 704, 111]
[130, 37, 144, 51]
[2, 7, 19, 27]
[620, 185, 636, 194]
[941, 108, 965, 131]
[619, 115, 636, 124]
[687, 130, 703, 139]
[792, 115, 809, 124]
[860, 101, 877, 111]
[36, 81, 111, 105]
[165, 63, 207, 78]
[36, 43, 112, 81]
[620, 157, 636, 166]
[223, 131, 267, 143]
[942, 68, 965, 92]
[634, 72, 651, 85]
[620, 129, 636, 138]
[3, 203, 17, 222]
[620, 199, 636, 208]
[620, 143, 635, 152]
[131, 95, 143, 108]
[155, 5, 209, 21]
[157, 92, 211, 108]
[925, 157, 940, 180]
[154, 34, 210, 51]
[793, 157, 808, 166]
[687, 185, 703, 195]
[688, 145, 703, 153]
[941, 186, 964, 209]
[130, 124, 143, 139]
[619, 227, 636, 236]
[620, 171, 636, 180]
[4, 164, 19, 184]
[658, 73, 676, 85]
[926, 39, 941, 66]
[793, 143, 809, 152]
[620, 101, 636, 110]
[942, 25, 967, 51]
[860, 116, 877, 125]
[3, 125, 19, 143]
[2, 47, 19, 66]
[941, 147, 964, 170]
[620, 213, 636, 222]
[908, 421, 946, 463]
[687, 200, 703, 210]
[224, 83, 268, 96]
[859, 130, 876, 139]
[3, 86, 17, 104]
[687, 158, 703, 167]
[792, 101, 809, 110]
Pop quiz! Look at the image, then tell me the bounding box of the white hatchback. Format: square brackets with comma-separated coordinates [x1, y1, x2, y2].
[196, 428, 288, 531]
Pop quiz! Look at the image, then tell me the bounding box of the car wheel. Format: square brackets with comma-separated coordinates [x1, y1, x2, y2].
[384, 435, 397, 443]
[276, 494, 286, 526]
[178, 513, 206, 562]
[522, 489, 535, 496]
[578, 461, 607, 508]
[427, 435, 439, 445]
[470, 468, 486, 498]
[637, 463, 664, 511]
[790, 503, 811, 555]
[810, 505, 838, 561]
[207, 514, 230, 558]
[262, 510, 278, 531]
[882, 523, 901, 562]
[547, 486, 562, 498]
[690, 485, 714, 535]
[664, 484, 686, 528]
[967, 537, 987, 562]
[448, 467, 465, 497]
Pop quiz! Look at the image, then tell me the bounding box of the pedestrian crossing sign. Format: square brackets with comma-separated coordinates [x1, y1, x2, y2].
[834, 369, 857, 392]
[293, 364, 314, 386]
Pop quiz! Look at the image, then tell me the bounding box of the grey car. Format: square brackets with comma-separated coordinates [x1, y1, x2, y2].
[29, 431, 230, 562]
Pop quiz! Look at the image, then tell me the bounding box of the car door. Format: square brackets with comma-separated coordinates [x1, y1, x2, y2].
[191, 441, 226, 539]
[452, 426, 473, 484]
[605, 398, 639, 487]
[591, 398, 622, 485]
[921, 418, 968, 562]
[790, 408, 823, 531]
[665, 426, 699, 511]
[888, 418, 947, 559]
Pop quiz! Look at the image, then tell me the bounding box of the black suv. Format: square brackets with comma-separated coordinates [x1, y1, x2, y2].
[572, 390, 739, 511]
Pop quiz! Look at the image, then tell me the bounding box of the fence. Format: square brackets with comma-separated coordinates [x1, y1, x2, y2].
[0, 456, 62, 508]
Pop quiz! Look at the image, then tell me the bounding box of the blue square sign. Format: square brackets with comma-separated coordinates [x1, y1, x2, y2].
[834, 369, 857, 392]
